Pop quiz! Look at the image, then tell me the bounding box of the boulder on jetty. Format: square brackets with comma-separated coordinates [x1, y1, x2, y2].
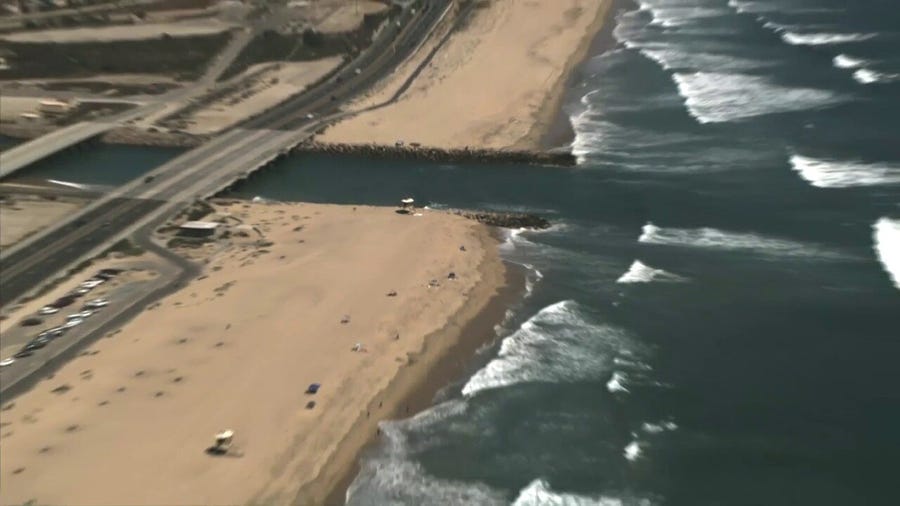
[451, 210, 551, 229]
[293, 141, 576, 167]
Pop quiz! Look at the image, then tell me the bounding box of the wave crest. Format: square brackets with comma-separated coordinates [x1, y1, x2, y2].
[790, 154, 900, 188]
[873, 218, 900, 291]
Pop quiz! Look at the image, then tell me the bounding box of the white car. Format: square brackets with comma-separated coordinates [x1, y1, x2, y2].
[80, 279, 104, 289]
[0, 358, 15, 367]
[85, 298, 109, 308]
[38, 305, 59, 315]
[68, 310, 93, 320]
[63, 318, 84, 329]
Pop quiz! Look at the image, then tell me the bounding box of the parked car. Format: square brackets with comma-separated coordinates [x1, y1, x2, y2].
[97, 268, 123, 277]
[38, 327, 66, 339]
[13, 349, 33, 359]
[80, 279, 105, 289]
[84, 298, 109, 309]
[68, 310, 93, 320]
[22, 337, 50, 352]
[38, 305, 59, 315]
[54, 296, 77, 307]
[0, 358, 15, 367]
[63, 318, 84, 329]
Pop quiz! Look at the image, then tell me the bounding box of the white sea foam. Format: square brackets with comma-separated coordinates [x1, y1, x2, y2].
[624, 440, 643, 461]
[852, 68, 900, 85]
[781, 31, 875, 46]
[833, 54, 867, 69]
[727, 0, 776, 14]
[672, 72, 839, 123]
[646, 5, 727, 28]
[639, 47, 766, 72]
[606, 372, 630, 393]
[617, 260, 686, 284]
[873, 218, 900, 291]
[513, 479, 652, 506]
[462, 301, 641, 396]
[642, 421, 679, 434]
[346, 401, 509, 506]
[639, 222, 844, 259]
[790, 154, 900, 188]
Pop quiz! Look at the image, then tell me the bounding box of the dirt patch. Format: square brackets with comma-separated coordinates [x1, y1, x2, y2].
[0, 32, 231, 80]
[218, 7, 391, 82]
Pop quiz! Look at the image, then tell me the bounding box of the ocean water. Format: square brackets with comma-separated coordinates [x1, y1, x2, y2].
[227, 0, 899, 504]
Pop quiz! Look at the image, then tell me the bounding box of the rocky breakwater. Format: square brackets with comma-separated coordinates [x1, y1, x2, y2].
[293, 141, 577, 167]
[450, 209, 551, 229]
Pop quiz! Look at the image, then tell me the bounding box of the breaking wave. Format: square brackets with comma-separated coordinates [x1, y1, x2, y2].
[852, 68, 900, 85]
[462, 301, 646, 396]
[624, 440, 643, 461]
[789, 154, 900, 188]
[642, 421, 679, 434]
[672, 72, 839, 123]
[780, 31, 875, 46]
[513, 479, 653, 506]
[873, 218, 900, 291]
[346, 401, 509, 506]
[617, 260, 686, 284]
[639, 222, 845, 259]
[833, 54, 867, 69]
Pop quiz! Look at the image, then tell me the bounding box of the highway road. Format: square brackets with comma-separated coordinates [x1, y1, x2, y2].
[0, 0, 451, 308]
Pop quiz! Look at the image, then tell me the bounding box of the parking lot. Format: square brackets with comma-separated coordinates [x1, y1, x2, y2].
[0, 261, 169, 390]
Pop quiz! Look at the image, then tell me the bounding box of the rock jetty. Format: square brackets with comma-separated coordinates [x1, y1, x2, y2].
[451, 209, 551, 229]
[292, 141, 576, 167]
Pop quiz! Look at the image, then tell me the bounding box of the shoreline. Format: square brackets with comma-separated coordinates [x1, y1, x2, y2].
[524, 0, 615, 152]
[539, 0, 622, 151]
[315, 252, 524, 506]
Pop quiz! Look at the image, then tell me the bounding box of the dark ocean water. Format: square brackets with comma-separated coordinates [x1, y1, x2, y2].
[10, 0, 898, 503]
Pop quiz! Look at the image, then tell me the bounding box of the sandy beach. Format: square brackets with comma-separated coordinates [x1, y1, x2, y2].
[319, 0, 612, 150]
[0, 202, 507, 506]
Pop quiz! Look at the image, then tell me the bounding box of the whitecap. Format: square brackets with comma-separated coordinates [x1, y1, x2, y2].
[617, 260, 686, 284]
[872, 218, 900, 291]
[672, 72, 839, 123]
[606, 372, 630, 393]
[790, 153, 900, 188]
[781, 31, 875, 46]
[639, 222, 845, 259]
[642, 421, 678, 434]
[462, 301, 640, 396]
[624, 440, 643, 461]
[512, 479, 653, 506]
[852, 68, 900, 85]
[833, 54, 867, 69]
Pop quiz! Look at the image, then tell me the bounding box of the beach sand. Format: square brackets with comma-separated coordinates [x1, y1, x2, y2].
[0, 202, 507, 506]
[319, 0, 612, 150]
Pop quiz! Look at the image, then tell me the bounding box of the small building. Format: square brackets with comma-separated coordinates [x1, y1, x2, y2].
[177, 221, 220, 238]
